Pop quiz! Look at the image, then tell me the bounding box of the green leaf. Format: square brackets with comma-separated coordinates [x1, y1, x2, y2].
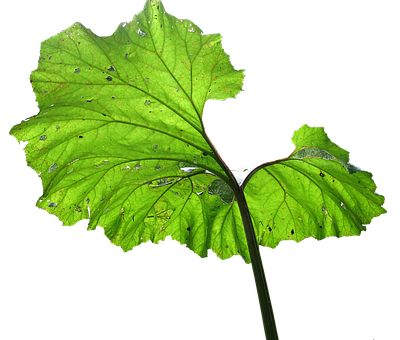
[9, 0, 385, 267]
[243, 124, 386, 248]
[9, 0, 250, 262]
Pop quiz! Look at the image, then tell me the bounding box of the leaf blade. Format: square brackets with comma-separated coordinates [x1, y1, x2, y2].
[9, 0, 246, 261]
[243, 125, 386, 248]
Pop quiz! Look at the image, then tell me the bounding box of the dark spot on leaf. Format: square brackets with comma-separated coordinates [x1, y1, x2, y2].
[291, 229, 295, 235]
[74, 68, 80, 73]
[187, 227, 190, 231]
[79, 136, 83, 138]
[105, 76, 113, 81]
[107, 66, 116, 71]
[86, 100, 92, 103]
[320, 172, 325, 177]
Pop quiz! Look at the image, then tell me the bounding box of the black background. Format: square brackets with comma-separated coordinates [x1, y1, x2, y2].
[5, 0, 393, 340]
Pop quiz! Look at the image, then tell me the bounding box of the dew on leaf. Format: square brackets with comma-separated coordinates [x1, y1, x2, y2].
[322, 206, 327, 212]
[145, 100, 151, 105]
[75, 206, 82, 212]
[105, 76, 113, 81]
[48, 163, 58, 173]
[208, 179, 234, 204]
[107, 66, 116, 71]
[125, 53, 129, 58]
[86, 198, 90, 204]
[153, 145, 158, 150]
[155, 166, 162, 170]
[39, 135, 47, 141]
[74, 68, 80, 73]
[56, 125, 60, 130]
[48, 202, 58, 207]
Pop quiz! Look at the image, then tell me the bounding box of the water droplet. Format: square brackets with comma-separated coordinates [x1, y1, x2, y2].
[137, 29, 148, 37]
[39, 135, 47, 141]
[188, 28, 195, 33]
[105, 76, 113, 81]
[86, 99, 92, 103]
[145, 100, 151, 105]
[107, 66, 116, 71]
[319, 172, 325, 177]
[48, 163, 58, 173]
[48, 202, 58, 207]
[176, 88, 180, 92]
[155, 166, 162, 170]
[56, 125, 60, 130]
[74, 68, 80, 73]
[153, 145, 158, 150]
[125, 53, 129, 58]
[75, 206, 82, 212]
[144, 78, 149, 83]
[86, 198, 90, 204]
[322, 206, 327, 212]
[105, 208, 109, 212]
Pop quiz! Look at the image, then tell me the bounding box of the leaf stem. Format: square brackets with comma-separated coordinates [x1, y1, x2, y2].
[234, 183, 279, 340]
